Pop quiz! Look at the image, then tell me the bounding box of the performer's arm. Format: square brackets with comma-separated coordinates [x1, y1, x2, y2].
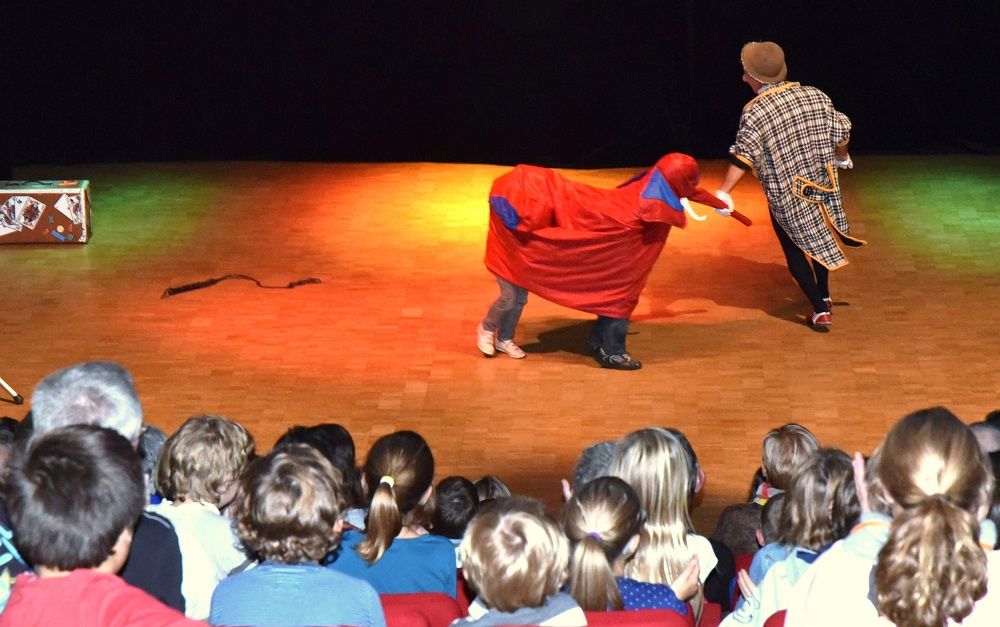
[718, 163, 747, 195]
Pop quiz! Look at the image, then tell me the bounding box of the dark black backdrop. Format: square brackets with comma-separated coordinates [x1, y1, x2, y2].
[5, 2, 998, 171]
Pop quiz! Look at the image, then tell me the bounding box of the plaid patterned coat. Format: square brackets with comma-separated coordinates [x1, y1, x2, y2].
[730, 82, 864, 269]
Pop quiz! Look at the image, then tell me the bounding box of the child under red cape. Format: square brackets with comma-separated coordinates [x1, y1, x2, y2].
[479, 153, 737, 370]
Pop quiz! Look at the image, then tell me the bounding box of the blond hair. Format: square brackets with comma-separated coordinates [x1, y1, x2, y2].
[873, 407, 993, 627]
[611, 427, 692, 584]
[460, 497, 568, 613]
[232, 444, 348, 563]
[563, 477, 644, 610]
[156, 414, 254, 505]
[357, 430, 435, 563]
[761, 423, 819, 490]
[777, 448, 858, 550]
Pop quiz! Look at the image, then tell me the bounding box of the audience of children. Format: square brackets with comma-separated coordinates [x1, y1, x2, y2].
[611, 427, 711, 618]
[6, 361, 1000, 627]
[723, 448, 859, 626]
[209, 444, 385, 627]
[787, 407, 1000, 626]
[324, 430, 458, 596]
[563, 476, 691, 614]
[0, 424, 199, 626]
[149, 414, 256, 619]
[713, 423, 819, 555]
[15, 361, 186, 612]
[455, 497, 586, 626]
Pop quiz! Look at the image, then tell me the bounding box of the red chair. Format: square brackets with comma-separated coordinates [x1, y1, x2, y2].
[380, 592, 464, 627]
[730, 552, 756, 608]
[700, 601, 722, 627]
[455, 568, 474, 615]
[763, 609, 786, 627]
[585, 609, 694, 626]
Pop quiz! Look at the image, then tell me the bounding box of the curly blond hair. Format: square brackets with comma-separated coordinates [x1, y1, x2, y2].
[156, 414, 254, 505]
[873, 407, 993, 627]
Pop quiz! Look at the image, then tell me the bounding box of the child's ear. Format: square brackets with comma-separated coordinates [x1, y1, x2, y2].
[622, 533, 641, 559]
[755, 528, 765, 548]
[334, 518, 345, 534]
[419, 484, 434, 505]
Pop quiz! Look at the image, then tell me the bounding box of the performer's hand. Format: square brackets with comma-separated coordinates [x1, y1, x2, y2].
[835, 155, 854, 170]
[713, 190, 734, 217]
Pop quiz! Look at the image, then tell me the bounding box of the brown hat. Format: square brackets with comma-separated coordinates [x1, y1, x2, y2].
[741, 41, 787, 84]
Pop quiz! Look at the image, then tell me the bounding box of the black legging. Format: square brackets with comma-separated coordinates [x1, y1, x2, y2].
[770, 212, 830, 314]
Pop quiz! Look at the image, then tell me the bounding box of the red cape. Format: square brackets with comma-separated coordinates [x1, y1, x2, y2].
[484, 153, 727, 319]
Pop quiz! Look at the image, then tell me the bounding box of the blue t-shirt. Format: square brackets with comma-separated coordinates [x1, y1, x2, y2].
[616, 577, 687, 614]
[326, 529, 458, 597]
[747, 542, 791, 585]
[210, 561, 386, 627]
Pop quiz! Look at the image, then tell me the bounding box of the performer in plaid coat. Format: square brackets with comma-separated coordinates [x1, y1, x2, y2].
[715, 41, 864, 329]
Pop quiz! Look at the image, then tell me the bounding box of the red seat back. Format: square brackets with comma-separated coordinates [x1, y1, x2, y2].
[584, 609, 694, 626]
[763, 609, 786, 627]
[456, 568, 474, 614]
[700, 601, 722, 627]
[380, 592, 463, 627]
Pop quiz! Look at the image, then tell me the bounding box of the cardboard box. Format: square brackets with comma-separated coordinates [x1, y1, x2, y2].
[0, 180, 91, 244]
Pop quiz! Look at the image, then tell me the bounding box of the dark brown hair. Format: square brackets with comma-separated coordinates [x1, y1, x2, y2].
[4, 425, 145, 570]
[357, 430, 435, 563]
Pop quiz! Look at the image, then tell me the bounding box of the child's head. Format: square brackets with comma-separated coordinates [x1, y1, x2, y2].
[761, 423, 819, 490]
[777, 448, 858, 551]
[4, 424, 145, 573]
[275, 423, 362, 506]
[563, 477, 644, 610]
[358, 430, 435, 562]
[475, 475, 512, 502]
[461, 497, 569, 613]
[432, 476, 479, 539]
[611, 427, 692, 584]
[872, 407, 993, 627]
[232, 444, 347, 564]
[758, 492, 785, 547]
[156, 414, 255, 508]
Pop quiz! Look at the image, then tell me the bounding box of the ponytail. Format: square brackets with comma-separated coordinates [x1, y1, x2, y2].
[357, 480, 403, 562]
[355, 431, 435, 564]
[876, 496, 987, 627]
[569, 534, 622, 611]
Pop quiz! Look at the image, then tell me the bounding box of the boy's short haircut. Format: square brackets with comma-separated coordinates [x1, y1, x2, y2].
[759, 492, 785, 545]
[475, 475, 512, 501]
[761, 423, 819, 490]
[4, 424, 145, 571]
[232, 444, 347, 563]
[432, 476, 479, 539]
[571, 441, 616, 492]
[460, 497, 568, 613]
[156, 414, 254, 504]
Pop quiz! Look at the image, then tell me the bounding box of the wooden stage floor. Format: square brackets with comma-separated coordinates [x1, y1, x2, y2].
[2, 156, 999, 531]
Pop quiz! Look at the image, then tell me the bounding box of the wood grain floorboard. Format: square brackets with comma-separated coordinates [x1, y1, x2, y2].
[2, 157, 998, 532]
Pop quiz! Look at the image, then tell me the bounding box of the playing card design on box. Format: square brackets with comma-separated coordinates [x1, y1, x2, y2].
[0, 181, 91, 244]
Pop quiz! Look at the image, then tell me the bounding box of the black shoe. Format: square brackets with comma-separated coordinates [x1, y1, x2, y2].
[599, 349, 642, 371]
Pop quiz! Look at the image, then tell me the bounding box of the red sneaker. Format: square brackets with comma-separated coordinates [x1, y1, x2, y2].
[809, 311, 832, 327]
